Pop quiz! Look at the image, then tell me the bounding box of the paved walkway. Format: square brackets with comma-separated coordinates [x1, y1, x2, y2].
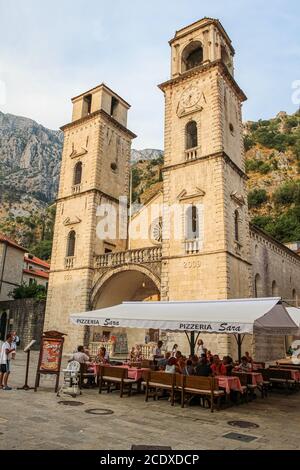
[0, 352, 299, 450]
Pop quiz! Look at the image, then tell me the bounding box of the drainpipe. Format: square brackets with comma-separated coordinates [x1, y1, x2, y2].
[0, 242, 8, 296]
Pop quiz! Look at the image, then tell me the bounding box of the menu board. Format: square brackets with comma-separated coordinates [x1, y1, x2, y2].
[35, 331, 66, 393]
[40, 338, 62, 372]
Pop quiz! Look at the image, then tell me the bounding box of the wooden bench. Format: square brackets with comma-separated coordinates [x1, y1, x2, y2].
[141, 359, 157, 370]
[259, 368, 296, 393]
[180, 375, 224, 412]
[143, 371, 175, 404]
[99, 366, 137, 397]
[270, 364, 300, 371]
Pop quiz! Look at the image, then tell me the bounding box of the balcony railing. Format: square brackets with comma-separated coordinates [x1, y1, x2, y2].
[185, 147, 200, 161]
[95, 246, 162, 269]
[65, 256, 75, 269]
[72, 184, 81, 194]
[184, 239, 201, 254]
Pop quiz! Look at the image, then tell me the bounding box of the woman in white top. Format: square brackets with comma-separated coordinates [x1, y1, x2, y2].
[196, 339, 205, 357]
[171, 344, 178, 357]
[165, 357, 177, 373]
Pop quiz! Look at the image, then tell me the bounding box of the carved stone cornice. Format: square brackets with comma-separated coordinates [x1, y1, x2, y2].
[230, 191, 245, 206]
[63, 216, 82, 226]
[177, 187, 205, 201]
[158, 60, 247, 102]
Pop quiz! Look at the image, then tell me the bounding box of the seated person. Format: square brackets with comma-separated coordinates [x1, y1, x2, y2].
[157, 351, 171, 369]
[190, 354, 199, 370]
[95, 346, 110, 364]
[222, 356, 234, 376]
[195, 356, 211, 377]
[129, 346, 136, 362]
[153, 340, 164, 359]
[69, 345, 90, 364]
[135, 344, 143, 361]
[171, 344, 178, 357]
[237, 356, 252, 372]
[206, 350, 213, 364]
[165, 357, 177, 373]
[245, 351, 253, 364]
[210, 355, 227, 376]
[176, 355, 186, 374]
[183, 359, 195, 376]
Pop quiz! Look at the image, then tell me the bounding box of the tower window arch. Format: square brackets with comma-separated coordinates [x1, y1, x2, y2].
[74, 161, 82, 186]
[181, 41, 203, 72]
[185, 205, 199, 240]
[254, 273, 262, 298]
[234, 210, 239, 241]
[186, 121, 198, 149]
[272, 280, 279, 297]
[67, 230, 76, 257]
[292, 289, 298, 306]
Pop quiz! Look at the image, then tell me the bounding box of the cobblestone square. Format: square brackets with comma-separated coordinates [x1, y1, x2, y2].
[0, 352, 299, 450]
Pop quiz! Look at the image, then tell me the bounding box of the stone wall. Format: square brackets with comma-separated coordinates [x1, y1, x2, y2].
[0, 298, 45, 349]
[250, 226, 300, 305]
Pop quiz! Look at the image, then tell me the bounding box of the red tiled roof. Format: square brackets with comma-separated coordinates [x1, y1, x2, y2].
[0, 233, 27, 252]
[24, 255, 50, 269]
[23, 268, 49, 279]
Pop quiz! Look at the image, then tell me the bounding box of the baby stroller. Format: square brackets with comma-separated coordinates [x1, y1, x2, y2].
[57, 360, 81, 398]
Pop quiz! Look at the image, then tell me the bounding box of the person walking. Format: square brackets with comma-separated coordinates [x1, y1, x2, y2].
[0, 333, 15, 390]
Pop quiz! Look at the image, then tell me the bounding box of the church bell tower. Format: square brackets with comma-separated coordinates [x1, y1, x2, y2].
[44, 84, 136, 351]
[159, 18, 253, 307]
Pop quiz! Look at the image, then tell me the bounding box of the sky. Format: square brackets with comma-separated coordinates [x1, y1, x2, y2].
[0, 0, 299, 149]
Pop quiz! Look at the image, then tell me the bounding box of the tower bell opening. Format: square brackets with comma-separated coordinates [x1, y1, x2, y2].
[181, 41, 203, 72]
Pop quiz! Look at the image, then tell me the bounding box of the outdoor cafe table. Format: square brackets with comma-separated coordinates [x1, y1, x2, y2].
[252, 363, 264, 371]
[216, 376, 244, 394]
[233, 371, 264, 385]
[90, 363, 149, 388]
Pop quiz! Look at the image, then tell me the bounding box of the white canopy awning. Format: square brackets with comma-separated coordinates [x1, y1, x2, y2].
[286, 307, 300, 335]
[70, 297, 298, 336]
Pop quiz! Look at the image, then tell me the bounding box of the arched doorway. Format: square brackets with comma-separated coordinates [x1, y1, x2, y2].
[0, 312, 8, 341]
[90, 268, 161, 355]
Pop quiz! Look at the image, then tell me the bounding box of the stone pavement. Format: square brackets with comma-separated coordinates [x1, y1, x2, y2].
[0, 352, 299, 450]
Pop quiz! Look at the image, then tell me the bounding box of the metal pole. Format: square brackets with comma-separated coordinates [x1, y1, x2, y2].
[18, 349, 34, 391]
[190, 331, 195, 356]
[237, 334, 242, 363]
[128, 168, 132, 251]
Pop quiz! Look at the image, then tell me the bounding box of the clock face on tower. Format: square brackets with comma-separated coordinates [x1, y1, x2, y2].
[180, 86, 201, 108]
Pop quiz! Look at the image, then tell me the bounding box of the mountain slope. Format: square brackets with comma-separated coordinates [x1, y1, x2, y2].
[245, 111, 300, 242]
[1, 109, 300, 257]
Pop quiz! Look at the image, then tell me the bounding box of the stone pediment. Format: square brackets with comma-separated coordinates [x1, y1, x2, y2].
[70, 148, 88, 159]
[177, 187, 205, 201]
[176, 91, 207, 118]
[230, 191, 245, 206]
[63, 216, 82, 226]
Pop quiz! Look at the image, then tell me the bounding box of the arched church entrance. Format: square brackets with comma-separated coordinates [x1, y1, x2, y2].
[90, 266, 161, 356]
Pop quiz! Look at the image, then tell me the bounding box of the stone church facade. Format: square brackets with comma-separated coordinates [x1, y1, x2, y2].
[44, 18, 300, 359]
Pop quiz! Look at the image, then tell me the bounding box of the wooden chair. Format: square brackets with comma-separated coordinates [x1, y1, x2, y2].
[99, 366, 136, 397]
[232, 372, 249, 402]
[79, 363, 96, 388]
[181, 376, 224, 412]
[143, 371, 175, 404]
